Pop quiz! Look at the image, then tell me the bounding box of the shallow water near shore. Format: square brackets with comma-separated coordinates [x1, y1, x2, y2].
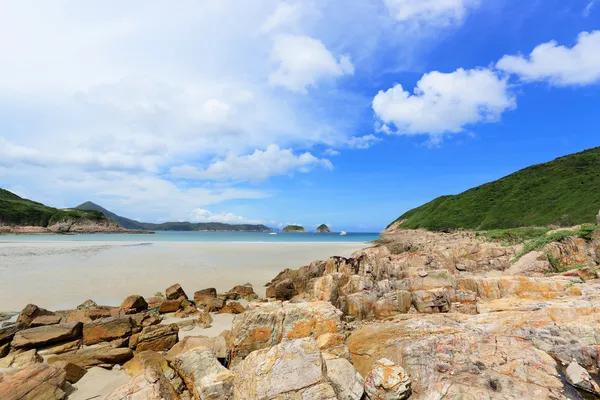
[0, 239, 368, 311]
[0, 231, 380, 243]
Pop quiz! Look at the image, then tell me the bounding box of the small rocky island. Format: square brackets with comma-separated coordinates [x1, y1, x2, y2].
[316, 224, 331, 233]
[281, 225, 306, 233]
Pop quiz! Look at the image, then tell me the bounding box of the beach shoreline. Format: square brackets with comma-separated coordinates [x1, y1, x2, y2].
[0, 240, 367, 312]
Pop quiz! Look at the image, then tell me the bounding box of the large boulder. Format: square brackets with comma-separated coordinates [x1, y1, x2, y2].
[120, 295, 148, 313]
[17, 304, 55, 326]
[266, 278, 297, 300]
[194, 288, 217, 305]
[52, 360, 87, 383]
[565, 360, 600, 396]
[11, 322, 82, 349]
[230, 283, 257, 301]
[165, 283, 188, 300]
[325, 357, 364, 400]
[123, 350, 170, 377]
[171, 347, 234, 399]
[0, 323, 27, 345]
[159, 299, 183, 314]
[364, 358, 411, 400]
[229, 301, 343, 365]
[505, 251, 551, 275]
[166, 336, 228, 361]
[105, 368, 179, 400]
[135, 324, 179, 353]
[0, 348, 43, 369]
[82, 316, 133, 345]
[0, 363, 67, 400]
[48, 346, 133, 368]
[232, 338, 338, 400]
[30, 315, 62, 327]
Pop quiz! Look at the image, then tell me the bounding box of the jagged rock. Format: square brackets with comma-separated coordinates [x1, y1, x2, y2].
[316, 333, 352, 361]
[202, 297, 225, 312]
[230, 283, 257, 301]
[166, 336, 228, 361]
[30, 315, 62, 327]
[58, 306, 118, 323]
[194, 288, 217, 305]
[266, 278, 297, 300]
[364, 358, 411, 400]
[374, 290, 412, 319]
[171, 347, 234, 400]
[166, 283, 188, 300]
[0, 348, 43, 368]
[411, 288, 451, 313]
[217, 301, 246, 314]
[232, 338, 336, 400]
[347, 314, 566, 399]
[120, 295, 148, 313]
[48, 346, 133, 368]
[0, 323, 27, 344]
[130, 312, 162, 328]
[52, 360, 87, 383]
[11, 322, 82, 349]
[135, 324, 179, 352]
[77, 299, 98, 310]
[159, 299, 183, 314]
[105, 368, 179, 400]
[0, 363, 67, 400]
[325, 357, 364, 400]
[565, 360, 600, 396]
[0, 342, 9, 358]
[83, 316, 133, 345]
[505, 251, 551, 275]
[123, 350, 170, 377]
[229, 301, 343, 365]
[17, 304, 55, 326]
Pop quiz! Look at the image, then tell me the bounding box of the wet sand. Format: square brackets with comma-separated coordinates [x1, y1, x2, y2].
[0, 241, 365, 311]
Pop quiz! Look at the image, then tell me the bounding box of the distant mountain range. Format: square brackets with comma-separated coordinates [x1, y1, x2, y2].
[387, 146, 600, 231]
[75, 201, 272, 232]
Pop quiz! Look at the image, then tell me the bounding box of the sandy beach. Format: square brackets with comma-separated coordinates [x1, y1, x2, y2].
[0, 241, 366, 311]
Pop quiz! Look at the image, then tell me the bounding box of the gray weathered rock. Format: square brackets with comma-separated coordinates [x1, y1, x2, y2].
[325, 357, 364, 400]
[171, 347, 234, 400]
[0, 363, 67, 400]
[106, 368, 179, 400]
[364, 358, 411, 400]
[565, 360, 600, 396]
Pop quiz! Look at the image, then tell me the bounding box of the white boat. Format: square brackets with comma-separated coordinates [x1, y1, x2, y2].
[269, 232, 277, 235]
[340, 231, 347, 236]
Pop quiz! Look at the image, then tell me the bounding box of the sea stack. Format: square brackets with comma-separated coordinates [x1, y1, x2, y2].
[281, 225, 306, 233]
[315, 224, 331, 233]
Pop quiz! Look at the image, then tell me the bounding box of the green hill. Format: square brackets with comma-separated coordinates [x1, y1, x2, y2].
[282, 225, 306, 232]
[388, 147, 600, 231]
[0, 189, 107, 227]
[75, 201, 148, 230]
[76, 201, 271, 232]
[316, 224, 331, 233]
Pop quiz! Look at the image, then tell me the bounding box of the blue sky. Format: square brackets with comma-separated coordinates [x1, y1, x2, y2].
[0, 0, 599, 232]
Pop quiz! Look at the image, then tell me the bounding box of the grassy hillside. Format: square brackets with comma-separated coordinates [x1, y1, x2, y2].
[282, 225, 306, 232]
[0, 189, 106, 227]
[76, 201, 148, 230]
[388, 147, 600, 231]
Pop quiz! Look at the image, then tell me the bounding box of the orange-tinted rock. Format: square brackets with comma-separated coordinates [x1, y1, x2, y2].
[159, 299, 183, 314]
[11, 322, 83, 349]
[120, 295, 148, 313]
[0, 363, 67, 400]
[30, 315, 62, 327]
[17, 304, 55, 326]
[194, 288, 217, 305]
[105, 367, 179, 400]
[52, 360, 87, 383]
[135, 324, 179, 353]
[83, 316, 133, 345]
[166, 283, 188, 300]
[217, 301, 246, 315]
[48, 346, 133, 368]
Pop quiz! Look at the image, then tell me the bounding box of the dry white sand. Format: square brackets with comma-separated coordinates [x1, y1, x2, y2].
[0, 241, 365, 311]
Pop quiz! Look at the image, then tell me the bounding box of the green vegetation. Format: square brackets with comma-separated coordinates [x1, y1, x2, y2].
[388, 147, 600, 231]
[76, 201, 271, 232]
[282, 225, 306, 232]
[76, 201, 147, 230]
[480, 227, 552, 245]
[316, 224, 331, 233]
[516, 226, 600, 258]
[0, 189, 107, 227]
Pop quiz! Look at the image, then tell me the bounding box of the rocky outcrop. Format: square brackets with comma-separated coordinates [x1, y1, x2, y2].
[566, 360, 600, 396]
[120, 295, 148, 313]
[233, 338, 339, 400]
[48, 346, 134, 368]
[82, 316, 133, 345]
[11, 322, 82, 349]
[0, 363, 68, 400]
[106, 368, 179, 400]
[135, 324, 179, 353]
[165, 283, 188, 300]
[171, 347, 234, 399]
[364, 358, 411, 400]
[229, 301, 343, 365]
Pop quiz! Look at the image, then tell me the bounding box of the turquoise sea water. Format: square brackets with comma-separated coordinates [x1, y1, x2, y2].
[0, 231, 380, 243]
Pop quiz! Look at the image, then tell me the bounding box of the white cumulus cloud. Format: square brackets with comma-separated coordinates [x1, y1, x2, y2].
[189, 209, 263, 224]
[269, 34, 354, 93]
[171, 144, 333, 182]
[496, 30, 600, 86]
[372, 68, 515, 137]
